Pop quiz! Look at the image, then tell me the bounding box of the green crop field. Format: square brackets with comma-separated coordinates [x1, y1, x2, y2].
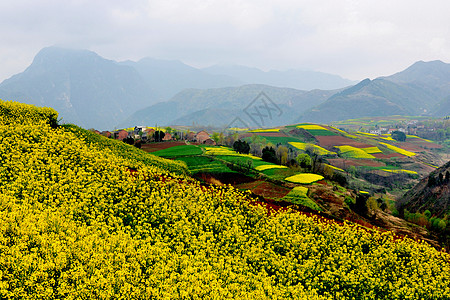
[305, 129, 338, 136]
[282, 186, 322, 211]
[262, 136, 304, 144]
[261, 167, 297, 180]
[175, 156, 234, 173]
[151, 145, 203, 157]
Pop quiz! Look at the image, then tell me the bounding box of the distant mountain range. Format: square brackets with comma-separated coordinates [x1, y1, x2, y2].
[297, 60, 450, 123]
[119, 85, 337, 128]
[0, 47, 353, 130]
[126, 60, 450, 128]
[0, 47, 153, 130]
[202, 65, 356, 90]
[0, 46, 449, 130]
[120, 58, 243, 101]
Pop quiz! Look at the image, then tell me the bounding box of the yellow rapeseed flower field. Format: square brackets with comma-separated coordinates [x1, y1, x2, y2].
[0, 100, 449, 299]
[204, 146, 262, 160]
[336, 145, 376, 159]
[248, 128, 280, 132]
[379, 142, 416, 157]
[285, 173, 324, 184]
[255, 164, 288, 171]
[289, 142, 336, 156]
[297, 124, 328, 130]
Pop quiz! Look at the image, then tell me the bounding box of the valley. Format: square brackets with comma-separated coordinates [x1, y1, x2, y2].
[133, 118, 448, 249]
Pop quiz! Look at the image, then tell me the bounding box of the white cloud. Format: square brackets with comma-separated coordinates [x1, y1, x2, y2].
[0, 0, 449, 82]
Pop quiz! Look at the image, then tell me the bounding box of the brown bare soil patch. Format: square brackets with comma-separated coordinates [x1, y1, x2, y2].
[240, 131, 288, 138]
[399, 142, 424, 152]
[141, 141, 188, 152]
[328, 158, 385, 168]
[372, 153, 403, 159]
[196, 172, 256, 186]
[235, 180, 265, 190]
[316, 135, 372, 148]
[411, 141, 443, 149]
[251, 182, 291, 200]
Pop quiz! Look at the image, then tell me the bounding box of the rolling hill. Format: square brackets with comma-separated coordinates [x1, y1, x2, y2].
[202, 64, 356, 90]
[0, 47, 353, 130]
[119, 84, 338, 128]
[399, 160, 450, 218]
[126, 60, 450, 128]
[0, 47, 154, 130]
[297, 60, 450, 123]
[121, 58, 243, 100]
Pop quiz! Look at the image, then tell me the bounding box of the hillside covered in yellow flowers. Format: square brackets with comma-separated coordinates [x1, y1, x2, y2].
[0, 100, 449, 299]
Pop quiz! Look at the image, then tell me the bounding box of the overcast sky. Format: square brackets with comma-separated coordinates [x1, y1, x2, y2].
[0, 0, 449, 83]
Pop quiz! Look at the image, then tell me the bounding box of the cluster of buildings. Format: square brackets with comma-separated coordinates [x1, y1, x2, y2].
[95, 127, 216, 145]
[368, 127, 407, 135]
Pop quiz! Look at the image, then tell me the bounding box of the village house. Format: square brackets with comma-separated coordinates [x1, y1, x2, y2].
[114, 129, 129, 140]
[186, 132, 196, 142]
[162, 132, 173, 141]
[195, 131, 210, 144]
[203, 138, 216, 145]
[134, 126, 146, 135]
[101, 131, 111, 138]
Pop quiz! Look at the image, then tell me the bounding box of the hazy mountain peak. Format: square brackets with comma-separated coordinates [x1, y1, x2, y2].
[385, 60, 450, 86]
[31, 46, 103, 66]
[202, 64, 356, 90]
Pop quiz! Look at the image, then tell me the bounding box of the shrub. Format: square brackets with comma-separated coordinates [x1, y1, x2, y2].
[233, 140, 250, 154]
[262, 146, 278, 164]
[391, 131, 406, 142]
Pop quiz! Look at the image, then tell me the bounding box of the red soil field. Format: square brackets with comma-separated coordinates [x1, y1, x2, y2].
[327, 158, 385, 168]
[251, 181, 291, 199]
[141, 141, 190, 152]
[372, 153, 404, 159]
[398, 142, 424, 152]
[240, 131, 288, 138]
[410, 141, 443, 149]
[235, 180, 265, 190]
[316, 136, 372, 148]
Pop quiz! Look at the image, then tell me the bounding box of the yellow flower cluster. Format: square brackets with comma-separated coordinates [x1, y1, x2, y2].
[289, 142, 335, 156]
[0, 99, 58, 127]
[285, 173, 324, 184]
[361, 146, 383, 154]
[255, 165, 288, 171]
[336, 145, 376, 159]
[228, 127, 249, 131]
[380, 135, 396, 141]
[407, 135, 432, 142]
[248, 128, 280, 133]
[379, 142, 416, 157]
[297, 124, 328, 130]
[204, 146, 262, 160]
[357, 131, 378, 136]
[324, 164, 345, 172]
[0, 100, 449, 299]
[382, 169, 418, 175]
